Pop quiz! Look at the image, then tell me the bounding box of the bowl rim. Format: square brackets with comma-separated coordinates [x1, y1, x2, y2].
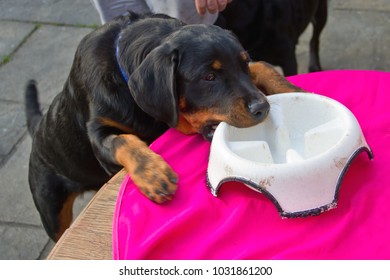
[207, 146, 372, 217]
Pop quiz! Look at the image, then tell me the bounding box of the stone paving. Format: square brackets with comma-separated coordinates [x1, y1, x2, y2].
[0, 0, 389, 259]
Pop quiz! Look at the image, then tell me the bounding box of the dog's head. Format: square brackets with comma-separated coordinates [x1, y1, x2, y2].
[128, 24, 270, 141]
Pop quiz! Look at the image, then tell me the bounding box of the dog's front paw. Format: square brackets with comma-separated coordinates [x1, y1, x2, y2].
[132, 153, 178, 204]
[249, 61, 303, 95]
[112, 134, 178, 203]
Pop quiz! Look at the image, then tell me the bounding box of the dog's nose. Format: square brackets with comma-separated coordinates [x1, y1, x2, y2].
[247, 99, 270, 121]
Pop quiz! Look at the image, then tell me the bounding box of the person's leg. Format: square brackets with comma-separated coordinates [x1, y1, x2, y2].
[91, 0, 151, 24]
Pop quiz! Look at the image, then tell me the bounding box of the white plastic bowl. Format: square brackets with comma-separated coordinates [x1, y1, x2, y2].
[207, 92, 373, 217]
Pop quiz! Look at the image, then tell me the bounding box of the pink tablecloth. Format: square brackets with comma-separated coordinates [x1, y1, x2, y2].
[113, 70, 390, 259]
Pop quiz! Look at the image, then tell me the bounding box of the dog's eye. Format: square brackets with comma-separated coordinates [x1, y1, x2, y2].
[204, 73, 216, 81]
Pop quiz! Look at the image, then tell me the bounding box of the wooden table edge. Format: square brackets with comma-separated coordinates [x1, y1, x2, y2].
[47, 169, 126, 260]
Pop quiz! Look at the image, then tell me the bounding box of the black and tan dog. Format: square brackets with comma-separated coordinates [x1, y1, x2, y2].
[216, 0, 328, 76]
[25, 13, 301, 241]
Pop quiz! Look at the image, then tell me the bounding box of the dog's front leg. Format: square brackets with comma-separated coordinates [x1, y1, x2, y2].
[90, 128, 178, 203]
[111, 134, 178, 203]
[249, 61, 303, 95]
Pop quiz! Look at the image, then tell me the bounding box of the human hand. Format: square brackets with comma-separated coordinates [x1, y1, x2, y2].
[195, 0, 232, 15]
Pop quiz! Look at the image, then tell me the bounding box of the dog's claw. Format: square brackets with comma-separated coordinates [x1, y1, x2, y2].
[130, 154, 178, 203]
[169, 176, 178, 184]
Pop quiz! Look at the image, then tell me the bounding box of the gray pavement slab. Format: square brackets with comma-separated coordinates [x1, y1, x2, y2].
[0, 224, 49, 260]
[0, 0, 100, 26]
[0, 135, 95, 259]
[0, 102, 26, 163]
[0, 25, 93, 104]
[0, 135, 51, 260]
[321, 9, 390, 71]
[0, 136, 41, 225]
[0, 0, 97, 259]
[296, 2, 390, 73]
[333, 0, 390, 12]
[0, 21, 36, 64]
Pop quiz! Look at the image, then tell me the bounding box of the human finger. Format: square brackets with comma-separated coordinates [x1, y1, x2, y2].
[195, 0, 207, 15]
[217, 0, 228, 12]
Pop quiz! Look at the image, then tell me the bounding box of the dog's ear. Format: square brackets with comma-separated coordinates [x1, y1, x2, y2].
[128, 44, 179, 127]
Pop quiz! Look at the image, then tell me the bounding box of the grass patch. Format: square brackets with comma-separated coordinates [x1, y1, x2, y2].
[1, 55, 11, 65]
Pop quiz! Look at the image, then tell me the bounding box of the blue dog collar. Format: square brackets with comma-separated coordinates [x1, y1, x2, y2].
[115, 33, 129, 83]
